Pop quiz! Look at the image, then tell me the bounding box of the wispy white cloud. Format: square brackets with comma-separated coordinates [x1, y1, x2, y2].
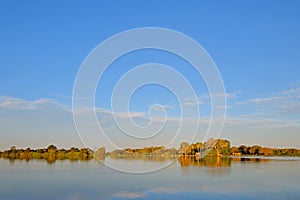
[238, 86, 300, 115]
[113, 192, 144, 199]
[203, 92, 238, 99]
[152, 104, 174, 111]
[182, 92, 237, 107]
[74, 108, 146, 118]
[215, 105, 232, 109]
[239, 96, 282, 104]
[224, 116, 300, 128]
[150, 187, 179, 194]
[76, 105, 176, 122]
[182, 99, 205, 107]
[0, 96, 68, 110]
[114, 111, 146, 118]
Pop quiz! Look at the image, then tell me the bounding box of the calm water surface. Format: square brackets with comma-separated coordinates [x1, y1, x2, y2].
[0, 157, 299, 200]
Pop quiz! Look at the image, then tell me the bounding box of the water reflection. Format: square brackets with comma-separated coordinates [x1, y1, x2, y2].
[230, 156, 271, 162]
[178, 156, 232, 177]
[5, 157, 92, 165]
[1, 157, 299, 200]
[5, 155, 274, 166]
[178, 156, 231, 167]
[93, 155, 105, 161]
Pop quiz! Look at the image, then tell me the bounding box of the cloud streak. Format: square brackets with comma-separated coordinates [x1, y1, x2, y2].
[0, 96, 68, 111]
[182, 92, 237, 107]
[238, 86, 300, 115]
[113, 192, 144, 199]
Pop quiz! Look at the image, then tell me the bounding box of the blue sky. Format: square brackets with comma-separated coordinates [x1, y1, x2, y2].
[0, 1, 300, 150]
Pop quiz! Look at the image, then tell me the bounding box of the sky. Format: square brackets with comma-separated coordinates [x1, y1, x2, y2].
[0, 1, 300, 150]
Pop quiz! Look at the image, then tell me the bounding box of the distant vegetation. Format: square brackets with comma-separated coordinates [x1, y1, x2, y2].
[1, 139, 300, 163]
[179, 139, 300, 157]
[231, 145, 300, 157]
[178, 139, 231, 157]
[178, 139, 300, 157]
[0, 145, 94, 163]
[108, 146, 178, 159]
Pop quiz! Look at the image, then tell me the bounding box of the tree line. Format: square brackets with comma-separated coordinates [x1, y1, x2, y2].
[231, 145, 300, 156]
[178, 139, 300, 157]
[0, 145, 94, 163]
[1, 139, 299, 163]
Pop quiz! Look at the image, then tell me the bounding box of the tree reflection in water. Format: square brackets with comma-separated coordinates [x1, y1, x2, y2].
[178, 156, 232, 177]
[178, 156, 231, 167]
